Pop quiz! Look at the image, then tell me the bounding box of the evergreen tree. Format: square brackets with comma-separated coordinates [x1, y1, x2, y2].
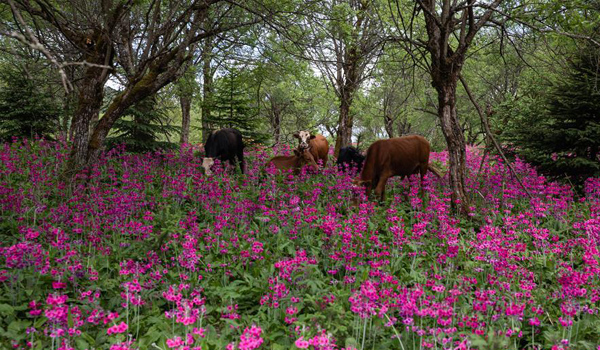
[205, 68, 268, 144]
[0, 65, 61, 141]
[502, 45, 600, 184]
[106, 92, 179, 153]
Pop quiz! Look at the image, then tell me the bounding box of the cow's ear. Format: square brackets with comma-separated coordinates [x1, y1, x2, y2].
[293, 133, 300, 139]
[309, 135, 316, 139]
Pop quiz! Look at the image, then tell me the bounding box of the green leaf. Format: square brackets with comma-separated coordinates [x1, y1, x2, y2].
[0, 304, 14, 316]
[345, 337, 359, 348]
[68, 307, 74, 329]
[469, 334, 488, 347]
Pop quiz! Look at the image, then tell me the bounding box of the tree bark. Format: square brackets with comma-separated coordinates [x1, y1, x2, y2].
[86, 51, 190, 162]
[435, 79, 469, 212]
[384, 113, 394, 138]
[180, 95, 191, 145]
[270, 102, 282, 146]
[397, 119, 411, 136]
[334, 87, 356, 157]
[201, 37, 214, 144]
[68, 66, 110, 169]
[272, 112, 281, 145]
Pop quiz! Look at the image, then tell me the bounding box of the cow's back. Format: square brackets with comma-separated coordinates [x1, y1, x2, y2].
[386, 135, 430, 175]
[361, 135, 430, 180]
[309, 135, 329, 165]
[337, 146, 364, 170]
[205, 128, 243, 158]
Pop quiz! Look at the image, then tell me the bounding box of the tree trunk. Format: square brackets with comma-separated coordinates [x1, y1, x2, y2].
[384, 113, 394, 138]
[86, 94, 129, 162]
[66, 33, 113, 171]
[334, 91, 354, 157]
[60, 91, 74, 141]
[435, 80, 469, 212]
[180, 95, 191, 145]
[86, 73, 159, 162]
[68, 73, 107, 169]
[201, 38, 214, 144]
[86, 48, 189, 163]
[397, 119, 411, 136]
[271, 108, 281, 146]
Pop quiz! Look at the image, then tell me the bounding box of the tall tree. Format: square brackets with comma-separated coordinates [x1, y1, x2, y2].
[298, 0, 383, 156]
[500, 40, 600, 184]
[176, 67, 199, 145]
[205, 66, 267, 143]
[388, 0, 503, 212]
[105, 92, 178, 152]
[0, 62, 62, 141]
[3, 0, 258, 171]
[201, 34, 216, 144]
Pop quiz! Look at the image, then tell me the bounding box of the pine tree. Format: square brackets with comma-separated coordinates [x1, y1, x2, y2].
[106, 93, 179, 153]
[205, 69, 267, 144]
[0, 65, 61, 141]
[503, 45, 600, 184]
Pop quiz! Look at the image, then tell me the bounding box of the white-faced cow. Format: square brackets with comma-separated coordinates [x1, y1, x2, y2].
[202, 128, 245, 176]
[353, 135, 442, 201]
[293, 131, 329, 166]
[268, 148, 318, 174]
[337, 146, 365, 173]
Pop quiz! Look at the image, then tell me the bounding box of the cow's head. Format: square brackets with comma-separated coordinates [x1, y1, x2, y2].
[293, 131, 316, 150]
[294, 148, 318, 171]
[201, 157, 215, 176]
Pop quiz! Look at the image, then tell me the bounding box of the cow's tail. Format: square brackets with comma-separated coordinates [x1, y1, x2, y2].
[428, 164, 444, 178]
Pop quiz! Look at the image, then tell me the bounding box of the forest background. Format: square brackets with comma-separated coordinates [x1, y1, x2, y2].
[0, 0, 599, 193]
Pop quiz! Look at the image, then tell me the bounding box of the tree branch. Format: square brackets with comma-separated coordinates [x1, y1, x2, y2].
[459, 74, 533, 198]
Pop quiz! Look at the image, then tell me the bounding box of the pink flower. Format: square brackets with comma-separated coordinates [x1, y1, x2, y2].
[52, 281, 67, 289]
[107, 322, 128, 335]
[295, 337, 310, 349]
[166, 336, 184, 348]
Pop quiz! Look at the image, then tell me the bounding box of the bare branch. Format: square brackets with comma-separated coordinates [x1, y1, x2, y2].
[4, 0, 72, 92]
[459, 74, 533, 198]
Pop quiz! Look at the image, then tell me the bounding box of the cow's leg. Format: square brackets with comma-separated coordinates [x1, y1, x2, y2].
[401, 175, 409, 202]
[237, 149, 245, 174]
[229, 158, 237, 174]
[365, 176, 378, 200]
[375, 172, 391, 202]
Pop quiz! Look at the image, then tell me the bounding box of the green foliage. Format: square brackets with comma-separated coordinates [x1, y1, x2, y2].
[0, 64, 61, 141]
[498, 45, 600, 184]
[206, 67, 268, 144]
[106, 92, 179, 153]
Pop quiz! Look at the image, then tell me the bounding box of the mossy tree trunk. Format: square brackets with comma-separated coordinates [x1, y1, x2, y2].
[180, 95, 192, 145]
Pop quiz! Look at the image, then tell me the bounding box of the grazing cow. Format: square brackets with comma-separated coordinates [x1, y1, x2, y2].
[202, 128, 245, 176]
[353, 135, 442, 201]
[337, 146, 365, 173]
[268, 148, 319, 174]
[293, 131, 329, 166]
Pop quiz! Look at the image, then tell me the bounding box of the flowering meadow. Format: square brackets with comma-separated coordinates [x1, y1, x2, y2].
[1, 139, 600, 350]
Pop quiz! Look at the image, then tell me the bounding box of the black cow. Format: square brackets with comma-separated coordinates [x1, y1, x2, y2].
[202, 128, 245, 175]
[337, 146, 365, 173]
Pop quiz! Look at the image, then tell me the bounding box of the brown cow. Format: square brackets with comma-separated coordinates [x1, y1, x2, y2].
[293, 131, 329, 166]
[268, 148, 319, 174]
[353, 135, 442, 201]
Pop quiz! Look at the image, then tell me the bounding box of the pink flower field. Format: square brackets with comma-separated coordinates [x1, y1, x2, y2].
[1, 139, 600, 350]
